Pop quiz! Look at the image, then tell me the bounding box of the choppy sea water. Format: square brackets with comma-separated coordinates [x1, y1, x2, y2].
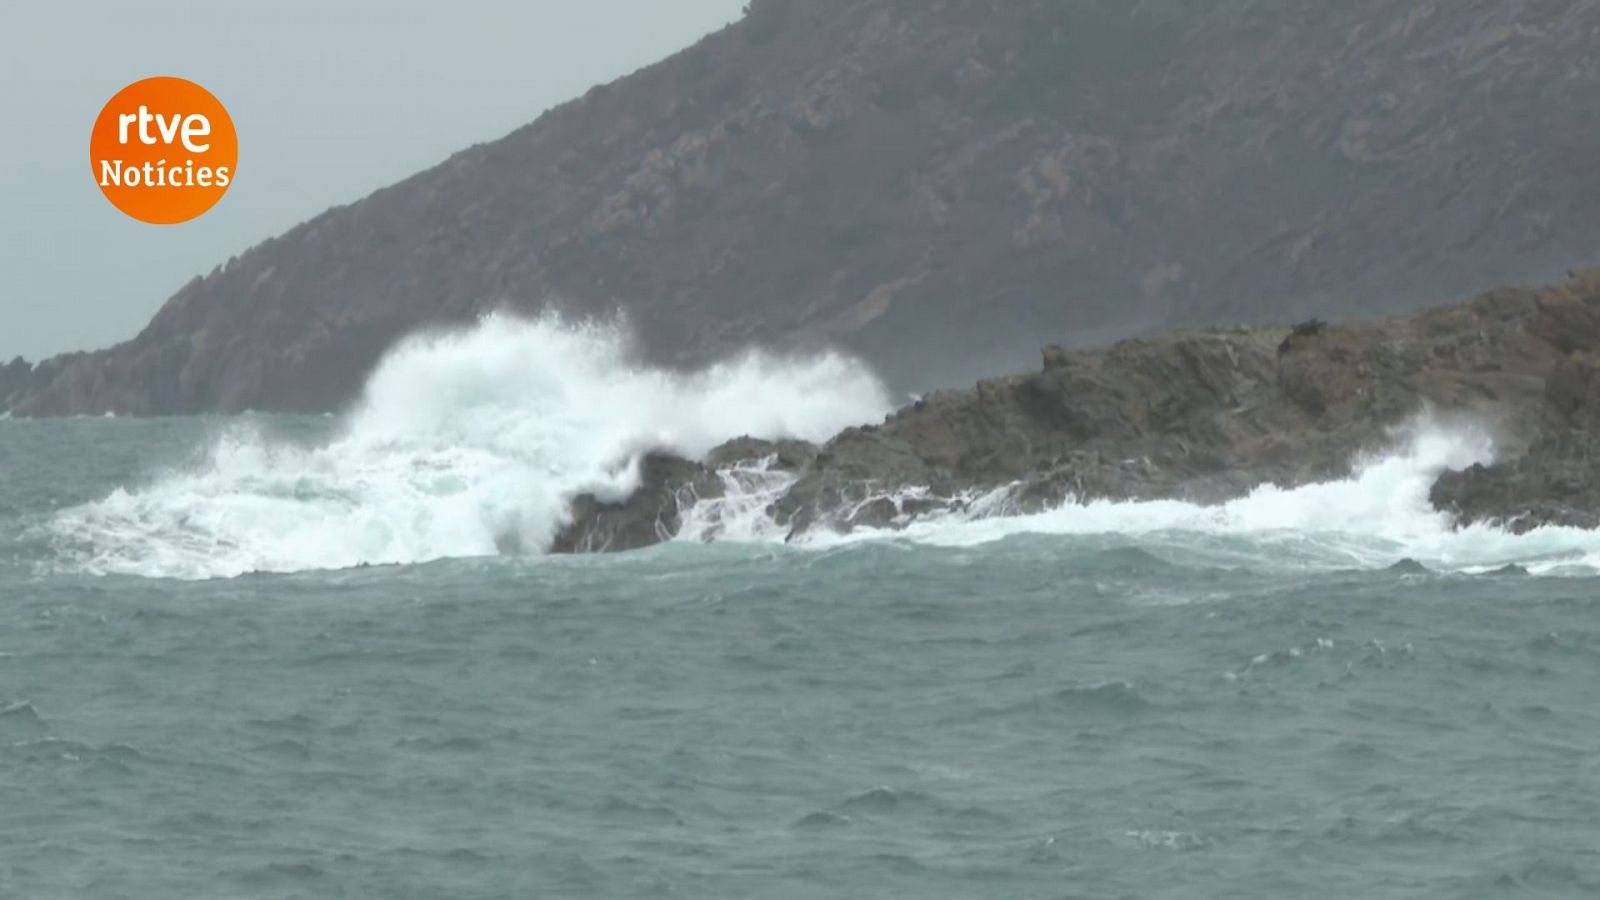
[4, 417, 1599, 900]
[3, 321, 1599, 898]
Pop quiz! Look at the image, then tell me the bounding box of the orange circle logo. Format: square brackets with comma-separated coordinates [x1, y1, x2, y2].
[90, 77, 237, 225]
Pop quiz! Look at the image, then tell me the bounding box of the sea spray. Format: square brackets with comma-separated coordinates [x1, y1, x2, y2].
[690, 418, 1600, 576]
[45, 315, 892, 578]
[676, 457, 800, 544]
[39, 332, 1600, 579]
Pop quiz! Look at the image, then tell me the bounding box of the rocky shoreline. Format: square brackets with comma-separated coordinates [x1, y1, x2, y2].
[556, 271, 1600, 551]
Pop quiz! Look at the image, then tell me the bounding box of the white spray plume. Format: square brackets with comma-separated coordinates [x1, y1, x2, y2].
[50, 314, 892, 578]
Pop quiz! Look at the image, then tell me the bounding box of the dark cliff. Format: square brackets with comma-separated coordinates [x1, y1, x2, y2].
[8, 0, 1600, 415]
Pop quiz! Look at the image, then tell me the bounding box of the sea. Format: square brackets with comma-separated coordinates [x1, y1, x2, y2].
[2, 318, 1598, 899]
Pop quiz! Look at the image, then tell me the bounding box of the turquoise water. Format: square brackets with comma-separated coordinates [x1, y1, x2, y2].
[3, 416, 1599, 898]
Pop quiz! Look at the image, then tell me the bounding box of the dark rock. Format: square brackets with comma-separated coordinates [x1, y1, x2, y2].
[1277, 318, 1326, 356]
[703, 437, 817, 471]
[558, 273, 1600, 553]
[1546, 353, 1600, 421]
[1041, 345, 1070, 372]
[1386, 559, 1431, 575]
[898, 496, 944, 518]
[780, 273, 1600, 539]
[0, 356, 32, 410]
[846, 496, 900, 531]
[1486, 564, 1531, 577]
[1429, 433, 1600, 534]
[1426, 307, 1600, 532]
[549, 454, 722, 554]
[1293, 319, 1327, 338]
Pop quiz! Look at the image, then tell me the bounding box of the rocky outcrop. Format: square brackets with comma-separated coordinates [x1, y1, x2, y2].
[1430, 433, 1600, 534]
[1431, 351, 1600, 532]
[0, 357, 32, 411]
[774, 272, 1600, 534]
[550, 272, 1600, 552]
[551, 439, 815, 552]
[10, 0, 1600, 415]
[550, 454, 723, 554]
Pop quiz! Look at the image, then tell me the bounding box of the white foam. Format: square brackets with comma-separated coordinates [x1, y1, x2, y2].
[675, 457, 798, 544]
[47, 314, 892, 579]
[780, 421, 1600, 575]
[44, 320, 1600, 580]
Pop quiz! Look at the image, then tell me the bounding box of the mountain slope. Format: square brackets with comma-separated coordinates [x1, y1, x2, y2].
[7, 0, 1600, 415]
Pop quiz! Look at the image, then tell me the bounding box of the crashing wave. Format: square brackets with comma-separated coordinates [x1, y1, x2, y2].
[44, 314, 891, 579]
[39, 317, 1600, 580]
[783, 424, 1600, 574]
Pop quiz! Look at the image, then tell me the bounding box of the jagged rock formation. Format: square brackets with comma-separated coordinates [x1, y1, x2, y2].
[9, 0, 1600, 415]
[552, 439, 809, 552]
[0, 358, 30, 411]
[549, 454, 724, 554]
[1432, 351, 1600, 532]
[558, 272, 1600, 549]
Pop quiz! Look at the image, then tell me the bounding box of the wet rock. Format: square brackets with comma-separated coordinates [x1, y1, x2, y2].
[1428, 326, 1600, 532]
[0, 357, 31, 410]
[543, 272, 1600, 554]
[704, 437, 817, 471]
[777, 273, 1600, 540]
[846, 496, 900, 531]
[1429, 435, 1600, 534]
[1386, 559, 1431, 575]
[549, 454, 722, 554]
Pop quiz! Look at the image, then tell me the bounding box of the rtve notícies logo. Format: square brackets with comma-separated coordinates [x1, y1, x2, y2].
[90, 76, 238, 225]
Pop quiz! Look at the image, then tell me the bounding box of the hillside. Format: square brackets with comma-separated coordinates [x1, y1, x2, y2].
[6, 0, 1600, 415]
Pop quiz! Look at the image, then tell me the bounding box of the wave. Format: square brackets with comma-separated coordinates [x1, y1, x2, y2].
[773, 422, 1600, 576]
[39, 318, 1600, 580]
[45, 314, 892, 579]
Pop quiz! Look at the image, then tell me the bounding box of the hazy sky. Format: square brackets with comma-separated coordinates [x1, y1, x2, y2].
[0, 0, 746, 362]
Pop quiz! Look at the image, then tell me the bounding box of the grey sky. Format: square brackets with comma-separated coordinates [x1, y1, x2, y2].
[0, 0, 746, 362]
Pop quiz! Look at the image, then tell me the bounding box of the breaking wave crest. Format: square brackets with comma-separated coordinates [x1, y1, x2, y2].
[46, 315, 893, 579]
[772, 423, 1600, 575]
[40, 317, 1600, 580]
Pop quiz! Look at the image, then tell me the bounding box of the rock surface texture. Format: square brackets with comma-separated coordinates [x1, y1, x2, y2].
[555, 272, 1600, 549]
[1431, 350, 1600, 532]
[8, 0, 1600, 415]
